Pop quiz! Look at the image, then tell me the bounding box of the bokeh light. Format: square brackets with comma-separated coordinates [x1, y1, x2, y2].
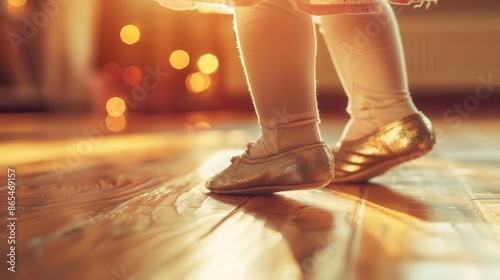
[169, 50, 190, 70]
[197, 54, 219, 74]
[106, 115, 126, 133]
[8, 0, 27, 7]
[186, 72, 211, 94]
[194, 122, 211, 129]
[187, 113, 207, 125]
[123, 66, 143, 86]
[187, 114, 211, 130]
[120, 24, 141, 45]
[106, 97, 127, 117]
[102, 62, 122, 82]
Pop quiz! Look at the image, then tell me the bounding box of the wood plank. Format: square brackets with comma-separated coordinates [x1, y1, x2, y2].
[1, 113, 499, 280]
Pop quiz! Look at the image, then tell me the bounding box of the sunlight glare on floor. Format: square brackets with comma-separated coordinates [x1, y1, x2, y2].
[197, 149, 244, 180]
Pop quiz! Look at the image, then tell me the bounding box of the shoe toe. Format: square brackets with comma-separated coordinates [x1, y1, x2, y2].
[205, 176, 216, 191]
[205, 173, 227, 193]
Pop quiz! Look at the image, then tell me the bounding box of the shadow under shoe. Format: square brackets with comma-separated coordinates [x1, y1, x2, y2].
[331, 112, 435, 184]
[206, 142, 334, 195]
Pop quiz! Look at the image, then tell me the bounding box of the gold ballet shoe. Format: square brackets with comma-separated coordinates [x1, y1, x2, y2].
[206, 142, 334, 195]
[331, 112, 435, 184]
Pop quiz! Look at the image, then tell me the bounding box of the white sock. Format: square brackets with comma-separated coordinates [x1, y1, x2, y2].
[319, 1, 418, 142]
[234, 0, 322, 158]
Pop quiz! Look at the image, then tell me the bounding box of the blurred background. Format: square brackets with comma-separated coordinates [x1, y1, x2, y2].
[1, 0, 499, 129]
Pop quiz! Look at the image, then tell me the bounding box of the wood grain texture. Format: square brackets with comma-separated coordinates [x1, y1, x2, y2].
[0, 113, 499, 280]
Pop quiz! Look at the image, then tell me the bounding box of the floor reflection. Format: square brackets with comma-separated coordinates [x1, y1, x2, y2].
[2, 113, 500, 280]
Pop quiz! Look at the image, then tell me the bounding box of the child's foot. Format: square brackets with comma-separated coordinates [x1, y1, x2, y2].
[331, 112, 435, 184]
[206, 142, 334, 194]
[248, 121, 322, 158]
[340, 99, 419, 142]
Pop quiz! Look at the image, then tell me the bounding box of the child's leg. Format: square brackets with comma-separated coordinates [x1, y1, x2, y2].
[319, 1, 418, 142]
[234, 0, 321, 158]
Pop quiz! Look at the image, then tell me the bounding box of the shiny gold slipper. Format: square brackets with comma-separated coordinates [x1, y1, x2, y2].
[331, 112, 435, 184]
[206, 142, 334, 195]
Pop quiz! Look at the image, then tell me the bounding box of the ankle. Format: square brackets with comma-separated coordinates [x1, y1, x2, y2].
[249, 123, 322, 158]
[341, 101, 419, 142]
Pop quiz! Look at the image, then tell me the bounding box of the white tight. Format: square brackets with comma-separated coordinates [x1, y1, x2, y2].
[234, 0, 417, 157]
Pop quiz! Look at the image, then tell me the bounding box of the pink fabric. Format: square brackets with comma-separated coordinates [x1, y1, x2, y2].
[155, 0, 430, 15]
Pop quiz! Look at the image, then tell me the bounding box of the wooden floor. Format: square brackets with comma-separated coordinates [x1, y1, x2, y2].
[0, 112, 499, 280]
